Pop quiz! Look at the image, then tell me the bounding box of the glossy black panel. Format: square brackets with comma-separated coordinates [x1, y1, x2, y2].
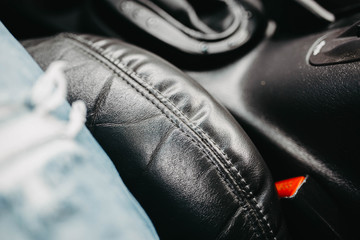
[185, 17, 360, 239]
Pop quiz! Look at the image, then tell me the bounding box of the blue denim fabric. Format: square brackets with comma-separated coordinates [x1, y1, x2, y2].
[0, 22, 159, 240]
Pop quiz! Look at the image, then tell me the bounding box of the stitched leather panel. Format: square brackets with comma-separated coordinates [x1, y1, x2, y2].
[23, 34, 288, 240]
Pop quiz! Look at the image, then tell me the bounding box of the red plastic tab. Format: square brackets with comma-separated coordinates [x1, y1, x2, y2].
[275, 176, 306, 198]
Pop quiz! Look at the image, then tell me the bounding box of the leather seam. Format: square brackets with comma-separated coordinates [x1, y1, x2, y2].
[62, 34, 275, 240]
[62, 38, 253, 233]
[64, 34, 274, 240]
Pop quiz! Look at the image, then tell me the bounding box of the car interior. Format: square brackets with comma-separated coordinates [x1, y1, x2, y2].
[1, 0, 360, 239]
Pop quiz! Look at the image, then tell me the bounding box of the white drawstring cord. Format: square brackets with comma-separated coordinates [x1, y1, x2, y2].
[66, 100, 87, 138]
[31, 61, 67, 114]
[0, 61, 88, 164]
[30, 61, 87, 138]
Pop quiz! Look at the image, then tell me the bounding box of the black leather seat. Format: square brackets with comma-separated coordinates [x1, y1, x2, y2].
[23, 33, 288, 240]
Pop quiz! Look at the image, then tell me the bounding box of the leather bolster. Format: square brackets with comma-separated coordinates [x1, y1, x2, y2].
[23, 33, 287, 240]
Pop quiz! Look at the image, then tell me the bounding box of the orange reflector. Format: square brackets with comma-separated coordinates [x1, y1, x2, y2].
[275, 176, 306, 198]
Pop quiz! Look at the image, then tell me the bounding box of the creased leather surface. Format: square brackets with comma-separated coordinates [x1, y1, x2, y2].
[23, 34, 287, 240]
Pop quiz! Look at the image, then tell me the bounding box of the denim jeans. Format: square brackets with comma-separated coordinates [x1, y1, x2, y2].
[0, 22, 159, 240]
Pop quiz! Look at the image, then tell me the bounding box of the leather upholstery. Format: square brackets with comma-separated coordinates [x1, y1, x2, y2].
[23, 34, 287, 240]
[87, 0, 264, 67]
[125, 0, 235, 34]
